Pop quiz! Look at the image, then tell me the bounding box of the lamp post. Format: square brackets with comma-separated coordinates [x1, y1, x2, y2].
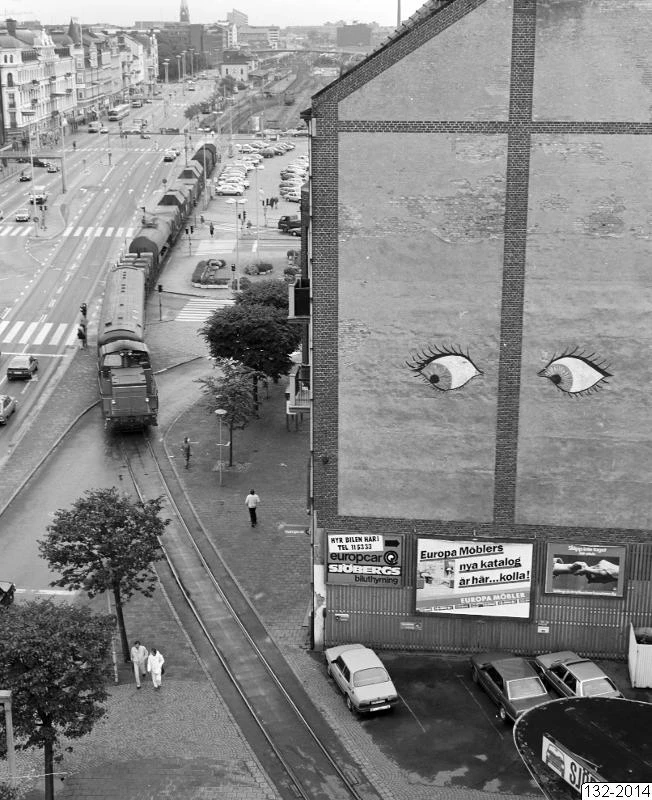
[163, 58, 170, 84]
[180, 50, 186, 84]
[175, 54, 181, 83]
[215, 408, 227, 485]
[225, 197, 248, 278]
[253, 165, 264, 244]
[59, 113, 67, 193]
[189, 47, 195, 78]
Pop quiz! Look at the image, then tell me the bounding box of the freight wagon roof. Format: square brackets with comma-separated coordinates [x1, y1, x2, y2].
[97, 266, 146, 347]
[179, 162, 202, 179]
[158, 189, 187, 206]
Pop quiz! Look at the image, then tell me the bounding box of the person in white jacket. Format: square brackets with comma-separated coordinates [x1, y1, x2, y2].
[147, 647, 165, 689]
[130, 640, 149, 689]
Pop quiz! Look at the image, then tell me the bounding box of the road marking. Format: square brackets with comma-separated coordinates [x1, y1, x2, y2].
[398, 693, 427, 733]
[64, 225, 73, 236]
[65, 326, 79, 346]
[49, 322, 68, 345]
[84, 227, 93, 237]
[19, 321, 38, 343]
[18, 227, 31, 236]
[4, 320, 24, 341]
[32, 322, 53, 345]
[0, 321, 9, 336]
[105, 227, 114, 237]
[74, 226, 83, 236]
[116, 227, 124, 237]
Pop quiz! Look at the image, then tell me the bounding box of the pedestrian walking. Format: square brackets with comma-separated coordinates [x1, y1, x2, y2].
[130, 640, 149, 689]
[182, 437, 191, 469]
[245, 489, 260, 527]
[209, 222, 214, 238]
[147, 647, 165, 689]
[77, 324, 87, 348]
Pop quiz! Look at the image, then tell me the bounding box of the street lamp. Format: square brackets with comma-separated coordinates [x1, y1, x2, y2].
[225, 197, 248, 279]
[175, 54, 181, 83]
[163, 58, 170, 84]
[59, 113, 67, 193]
[253, 165, 264, 243]
[189, 47, 195, 78]
[215, 408, 227, 485]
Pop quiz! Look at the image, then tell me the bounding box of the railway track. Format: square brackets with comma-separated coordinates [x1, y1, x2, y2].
[119, 432, 384, 800]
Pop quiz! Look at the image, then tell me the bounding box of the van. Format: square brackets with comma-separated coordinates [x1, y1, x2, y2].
[278, 215, 301, 235]
[88, 122, 100, 133]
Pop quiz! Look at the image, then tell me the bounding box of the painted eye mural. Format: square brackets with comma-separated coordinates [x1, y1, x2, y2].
[406, 346, 483, 391]
[538, 349, 612, 396]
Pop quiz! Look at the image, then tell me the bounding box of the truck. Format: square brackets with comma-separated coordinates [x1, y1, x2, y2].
[29, 185, 48, 205]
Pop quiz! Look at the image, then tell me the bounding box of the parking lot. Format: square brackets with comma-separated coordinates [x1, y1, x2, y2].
[313, 650, 650, 796]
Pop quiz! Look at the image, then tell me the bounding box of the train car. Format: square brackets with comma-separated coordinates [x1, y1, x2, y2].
[97, 257, 158, 429]
[192, 143, 217, 177]
[160, 185, 193, 219]
[129, 206, 181, 278]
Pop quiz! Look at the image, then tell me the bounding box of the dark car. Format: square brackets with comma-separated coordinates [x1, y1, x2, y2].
[32, 157, 48, 168]
[278, 214, 301, 235]
[18, 173, 32, 182]
[470, 652, 553, 723]
[7, 354, 38, 380]
[534, 651, 623, 699]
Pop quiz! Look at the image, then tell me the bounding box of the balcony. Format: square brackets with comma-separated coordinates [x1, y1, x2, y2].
[288, 277, 309, 321]
[285, 363, 311, 413]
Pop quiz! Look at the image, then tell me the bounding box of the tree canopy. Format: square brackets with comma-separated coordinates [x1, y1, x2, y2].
[235, 278, 290, 312]
[38, 487, 169, 662]
[200, 303, 300, 382]
[0, 600, 114, 800]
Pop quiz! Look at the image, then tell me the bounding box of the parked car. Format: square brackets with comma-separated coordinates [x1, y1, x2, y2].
[6, 354, 38, 380]
[534, 651, 624, 699]
[216, 184, 244, 196]
[284, 191, 302, 203]
[261, 148, 277, 158]
[0, 394, 17, 424]
[470, 652, 553, 722]
[15, 208, 30, 222]
[325, 643, 399, 714]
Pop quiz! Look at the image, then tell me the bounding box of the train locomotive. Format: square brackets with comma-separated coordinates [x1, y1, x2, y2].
[97, 142, 217, 429]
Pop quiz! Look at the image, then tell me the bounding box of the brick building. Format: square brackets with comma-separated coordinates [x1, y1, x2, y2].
[302, 0, 652, 658]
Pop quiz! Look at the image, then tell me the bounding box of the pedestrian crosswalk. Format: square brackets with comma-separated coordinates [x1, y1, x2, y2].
[176, 296, 235, 323]
[0, 224, 136, 239]
[0, 319, 80, 349]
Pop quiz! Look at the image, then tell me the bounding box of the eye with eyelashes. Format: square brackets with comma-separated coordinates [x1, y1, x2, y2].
[405, 345, 483, 391]
[537, 348, 612, 396]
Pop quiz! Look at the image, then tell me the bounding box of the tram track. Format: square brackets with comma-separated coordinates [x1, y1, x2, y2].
[119, 432, 384, 800]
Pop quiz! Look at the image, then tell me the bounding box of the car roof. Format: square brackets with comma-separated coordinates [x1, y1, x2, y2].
[481, 655, 538, 681]
[325, 643, 385, 671]
[9, 354, 31, 364]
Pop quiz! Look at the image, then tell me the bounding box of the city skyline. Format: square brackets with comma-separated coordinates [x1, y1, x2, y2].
[2, 0, 427, 29]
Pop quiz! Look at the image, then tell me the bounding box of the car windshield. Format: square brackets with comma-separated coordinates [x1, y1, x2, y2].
[353, 667, 389, 688]
[507, 676, 547, 700]
[582, 677, 617, 696]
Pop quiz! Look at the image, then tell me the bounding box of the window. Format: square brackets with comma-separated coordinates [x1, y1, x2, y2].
[6, 73, 13, 87]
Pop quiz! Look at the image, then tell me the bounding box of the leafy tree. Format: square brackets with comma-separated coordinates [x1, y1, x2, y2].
[38, 488, 169, 664]
[184, 102, 204, 120]
[197, 359, 264, 466]
[235, 278, 290, 311]
[200, 304, 300, 401]
[0, 601, 114, 800]
[0, 782, 19, 800]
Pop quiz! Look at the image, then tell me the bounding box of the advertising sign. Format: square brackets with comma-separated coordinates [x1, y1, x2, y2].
[544, 542, 626, 597]
[327, 532, 403, 587]
[415, 538, 533, 617]
[541, 735, 602, 791]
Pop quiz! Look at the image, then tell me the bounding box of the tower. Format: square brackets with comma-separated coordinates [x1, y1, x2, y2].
[180, 0, 189, 23]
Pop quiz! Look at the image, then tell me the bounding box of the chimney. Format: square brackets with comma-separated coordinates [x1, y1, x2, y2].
[6, 18, 17, 37]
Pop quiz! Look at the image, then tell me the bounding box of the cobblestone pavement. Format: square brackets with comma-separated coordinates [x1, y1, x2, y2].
[3, 212, 536, 800]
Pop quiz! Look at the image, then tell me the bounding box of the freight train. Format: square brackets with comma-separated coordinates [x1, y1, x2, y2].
[97, 142, 218, 429]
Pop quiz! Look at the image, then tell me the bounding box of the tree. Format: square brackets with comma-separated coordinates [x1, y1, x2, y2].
[200, 303, 300, 388]
[38, 488, 169, 664]
[0, 783, 19, 800]
[196, 359, 264, 466]
[235, 278, 290, 312]
[0, 601, 114, 800]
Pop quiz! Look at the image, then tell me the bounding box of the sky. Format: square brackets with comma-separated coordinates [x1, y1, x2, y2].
[3, 0, 427, 28]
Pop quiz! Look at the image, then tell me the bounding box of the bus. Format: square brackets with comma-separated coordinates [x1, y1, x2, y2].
[108, 104, 130, 122]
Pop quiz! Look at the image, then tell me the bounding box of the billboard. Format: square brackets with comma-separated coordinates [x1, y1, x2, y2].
[415, 538, 533, 617]
[327, 532, 403, 587]
[544, 542, 626, 597]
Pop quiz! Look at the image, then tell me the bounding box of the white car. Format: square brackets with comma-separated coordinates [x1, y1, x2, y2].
[284, 192, 302, 203]
[216, 184, 244, 196]
[15, 208, 30, 222]
[325, 644, 399, 714]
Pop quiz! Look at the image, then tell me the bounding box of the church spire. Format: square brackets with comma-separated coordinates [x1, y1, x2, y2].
[180, 0, 190, 23]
